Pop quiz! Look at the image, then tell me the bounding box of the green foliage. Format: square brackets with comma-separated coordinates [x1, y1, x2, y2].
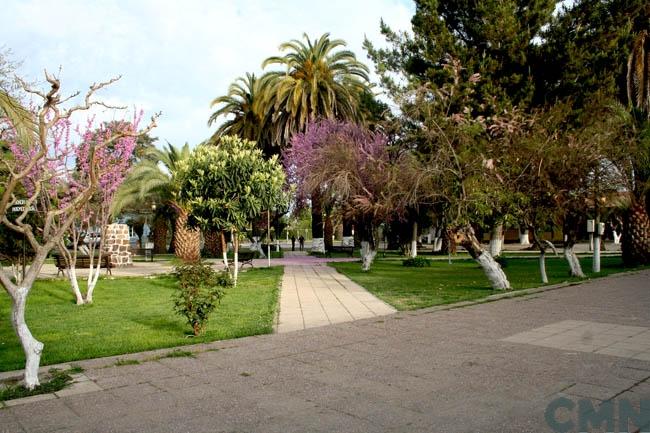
[538, 0, 647, 107]
[173, 262, 232, 336]
[365, 0, 556, 111]
[177, 135, 286, 232]
[0, 269, 283, 372]
[0, 368, 78, 402]
[113, 142, 191, 216]
[262, 33, 372, 144]
[402, 257, 432, 267]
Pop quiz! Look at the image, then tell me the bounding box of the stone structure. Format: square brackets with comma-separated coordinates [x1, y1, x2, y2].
[103, 223, 132, 267]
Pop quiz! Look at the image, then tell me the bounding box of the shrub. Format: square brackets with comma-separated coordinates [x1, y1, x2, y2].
[402, 257, 432, 267]
[173, 261, 232, 336]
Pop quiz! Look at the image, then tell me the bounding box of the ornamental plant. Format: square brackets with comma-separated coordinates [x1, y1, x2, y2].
[177, 135, 286, 284]
[173, 261, 232, 336]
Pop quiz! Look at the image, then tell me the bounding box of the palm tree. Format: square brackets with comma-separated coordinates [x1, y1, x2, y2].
[622, 30, 650, 265]
[208, 73, 276, 156]
[262, 33, 372, 247]
[262, 33, 371, 145]
[113, 142, 201, 262]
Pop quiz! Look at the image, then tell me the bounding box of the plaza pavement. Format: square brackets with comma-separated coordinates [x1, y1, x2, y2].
[1, 269, 649, 432]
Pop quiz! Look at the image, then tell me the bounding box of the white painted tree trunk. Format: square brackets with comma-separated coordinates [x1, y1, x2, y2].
[233, 232, 239, 286]
[476, 252, 511, 290]
[220, 231, 230, 275]
[222, 251, 230, 274]
[489, 224, 504, 257]
[410, 222, 418, 258]
[564, 246, 585, 278]
[311, 237, 325, 253]
[85, 259, 101, 303]
[360, 241, 377, 272]
[434, 238, 443, 252]
[613, 230, 622, 244]
[251, 236, 266, 259]
[519, 229, 530, 246]
[67, 266, 85, 305]
[12, 287, 44, 389]
[341, 236, 354, 247]
[539, 251, 548, 284]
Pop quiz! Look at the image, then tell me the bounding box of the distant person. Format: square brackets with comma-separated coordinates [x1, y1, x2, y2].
[298, 235, 305, 251]
[291, 235, 296, 251]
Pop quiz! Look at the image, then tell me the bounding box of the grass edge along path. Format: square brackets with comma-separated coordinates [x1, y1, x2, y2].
[0, 266, 283, 372]
[330, 256, 648, 311]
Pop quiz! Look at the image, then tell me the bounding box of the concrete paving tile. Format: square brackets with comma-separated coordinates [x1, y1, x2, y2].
[595, 347, 642, 358]
[632, 352, 650, 362]
[8, 398, 80, 432]
[3, 392, 57, 407]
[54, 380, 102, 397]
[565, 383, 620, 401]
[0, 416, 25, 433]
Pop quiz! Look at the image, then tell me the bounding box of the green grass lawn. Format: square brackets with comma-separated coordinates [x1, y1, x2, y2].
[330, 256, 647, 311]
[0, 267, 283, 372]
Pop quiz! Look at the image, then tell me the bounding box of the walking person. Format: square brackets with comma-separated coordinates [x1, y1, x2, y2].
[298, 235, 305, 251]
[291, 235, 296, 251]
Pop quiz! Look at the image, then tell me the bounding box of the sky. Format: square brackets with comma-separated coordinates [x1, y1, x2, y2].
[1, 0, 414, 147]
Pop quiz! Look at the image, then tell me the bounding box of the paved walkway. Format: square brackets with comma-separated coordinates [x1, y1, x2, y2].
[1, 270, 649, 432]
[276, 264, 396, 333]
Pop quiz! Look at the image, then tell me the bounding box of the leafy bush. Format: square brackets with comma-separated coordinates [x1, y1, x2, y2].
[402, 257, 432, 267]
[173, 261, 232, 336]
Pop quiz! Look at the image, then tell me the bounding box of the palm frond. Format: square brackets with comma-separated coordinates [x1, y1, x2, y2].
[0, 90, 37, 147]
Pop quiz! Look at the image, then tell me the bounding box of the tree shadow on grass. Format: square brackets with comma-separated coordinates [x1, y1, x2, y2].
[130, 315, 187, 335]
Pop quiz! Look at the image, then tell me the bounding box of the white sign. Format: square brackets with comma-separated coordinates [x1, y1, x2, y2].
[10, 199, 36, 213]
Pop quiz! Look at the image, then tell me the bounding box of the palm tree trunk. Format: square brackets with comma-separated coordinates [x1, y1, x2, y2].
[173, 208, 200, 262]
[324, 212, 334, 252]
[152, 217, 168, 254]
[622, 201, 650, 266]
[311, 191, 325, 253]
[342, 219, 354, 247]
[203, 230, 221, 258]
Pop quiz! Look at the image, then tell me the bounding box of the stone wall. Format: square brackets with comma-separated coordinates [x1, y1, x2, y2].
[104, 223, 132, 267]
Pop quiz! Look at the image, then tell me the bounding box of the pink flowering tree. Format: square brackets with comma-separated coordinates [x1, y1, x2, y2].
[0, 72, 157, 388]
[57, 116, 141, 304]
[284, 120, 416, 270]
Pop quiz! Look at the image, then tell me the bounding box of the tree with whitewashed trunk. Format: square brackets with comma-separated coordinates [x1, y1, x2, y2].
[386, 58, 512, 290]
[177, 136, 286, 285]
[0, 72, 157, 389]
[57, 118, 140, 304]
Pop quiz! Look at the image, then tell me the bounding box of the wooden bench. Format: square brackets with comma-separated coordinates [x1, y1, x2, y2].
[228, 251, 256, 270]
[325, 245, 354, 257]
[54, 254, 114, 277]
